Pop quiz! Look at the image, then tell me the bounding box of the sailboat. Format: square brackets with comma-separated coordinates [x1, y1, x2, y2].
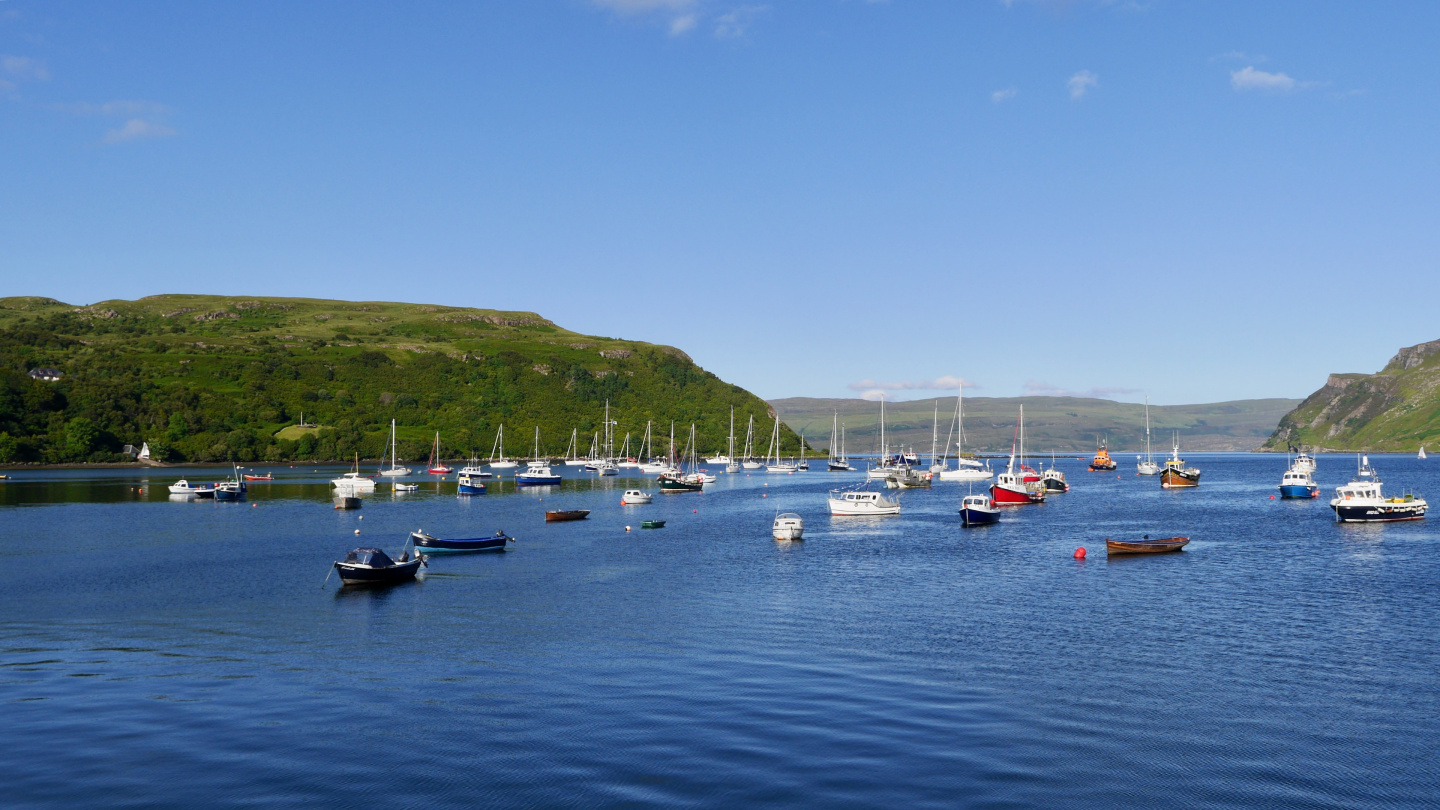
[378, 419, 412, 477]
[990, 406, 1045, 505]
[765, 412, 797, 473]
[516, 427, 562, 485]
[741, 415, 763, 470]
[866, 394, 903, 480]
[725, 408, 741, 473]
[427, 432, 452, 474]
[617, 433, 640, 468]
[1421, 446, 1428, 460]
[488, 425, 517, 469]
[827, 413, 854, 471]
[929, 401, 944, 473]
[658, 422, 703, 491]
[332, 452, 376, 490]
[593, 400, 619, 476]
[639, 421, 671, 473]
[939, 384, 992, 481]
[1137, 397, 1161, 475]
[563, 429, 588, 466]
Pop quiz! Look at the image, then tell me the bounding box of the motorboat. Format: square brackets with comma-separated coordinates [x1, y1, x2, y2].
[959, 493, 1000, 526]
[1137, 397, 1162, 475]
[378, 419, 412, 477]
[884, 468, 932, 489]
[544, 509, 590, 522]
[242, 473, 274, 481]
[516, 460, 562, 486]
[641, 520, 666, 529]
[393, 482, 420, 492]
[1279, 466, 1319, 499]
[1330, 455, 1427, 522]
[332, 453, 376, 490]
[1089, 439, 1118, 471]
[1105, 536, 1190, 555]
[1292, 450, 1317, 473]
[991, 406, 1045, 505]
[458, 455, 492, 479]
[410, 530, 512, 554]
[1160, 434, 1201, 489]
[622, 489, 653, 505]
[331, 547, 424, 586]
[1041, 458, 1069, 493]
[168, 479, 202, 495]
[773, 513, 804, 541]
[828, 488, 901, 516]
[706, 454, 732, 465]
[456, 471, 487, 494]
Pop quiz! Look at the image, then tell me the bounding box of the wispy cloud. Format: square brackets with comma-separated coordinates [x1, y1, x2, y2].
[102, 118, 176, 144]
[1067, 70, 1098, 99]
[714, 5, 766, 38]
[1211, 50, 1266, 64]
[592, 0, 700, 36]
[991, 87, 1018, 104]
[1023, 381, 1138, 398]
[2, 54, 48, 81]
[850, 376, 978, 401]
[1230, 65, 1295, 92]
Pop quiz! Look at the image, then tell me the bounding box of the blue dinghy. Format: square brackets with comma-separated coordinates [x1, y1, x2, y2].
[410, 530, 513, 553]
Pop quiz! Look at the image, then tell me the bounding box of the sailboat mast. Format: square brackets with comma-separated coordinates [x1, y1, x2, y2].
[930, 401, 939, 467]
[729, 407, 735, 459]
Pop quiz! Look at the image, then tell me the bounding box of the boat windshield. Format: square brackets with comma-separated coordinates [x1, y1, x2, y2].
[343, 548, 394, 567]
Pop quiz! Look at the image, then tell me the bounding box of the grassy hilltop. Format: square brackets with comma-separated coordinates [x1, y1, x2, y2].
[1263, 338, 1440, 452]
[771, 395, 1301, 454]
[0, 295, 802, 464]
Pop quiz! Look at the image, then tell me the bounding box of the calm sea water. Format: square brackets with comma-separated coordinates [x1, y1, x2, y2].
[2, 454, 1437, 808]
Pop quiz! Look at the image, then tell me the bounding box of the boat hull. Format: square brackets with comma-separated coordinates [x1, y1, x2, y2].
[641, 520, 666, 529]
[827, 499, 901, 516]
[214, 487, 245, 502]
[1106, 537, 1190, 555]
[412, 534, 510, 553]
[1042, 476, 1069, 493]
[457, 483, 486, 495]
[544, 510, 590, 522]
[990, 484, 1043, 505]
[335, 558, 422, 585]
[1279, 484, 1319, 499]
[658, 477, 703, 492]
[515, 475, 562, 486]
[1331, 502, 1427, 522]
[960, 506, 1000, 526]
[1160, 469, 1201, 488]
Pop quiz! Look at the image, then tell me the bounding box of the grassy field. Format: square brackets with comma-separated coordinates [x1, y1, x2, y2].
[770, 395, 1302, 454]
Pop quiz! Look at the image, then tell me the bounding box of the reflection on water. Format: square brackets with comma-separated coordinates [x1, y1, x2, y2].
[1, 455, 1438, 808]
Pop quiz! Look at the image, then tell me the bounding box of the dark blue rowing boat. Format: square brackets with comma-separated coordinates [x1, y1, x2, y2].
[409, 530, 513, 554]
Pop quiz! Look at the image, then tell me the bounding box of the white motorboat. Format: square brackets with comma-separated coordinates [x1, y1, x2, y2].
[378, 419, 412, 477]
[622, 489, 653, 505]
[773, 513, 804, 541]
[393, 482, 419, 492]
[1137, 396, 1161, 475]
[332, 453, 377, 490]
[705, 454, 731, 465]
[1330, 455, 1427, 522]
[827, 488, 901, 516]
[1292, 449, 1317, 473]
[168, 479, 195, 495]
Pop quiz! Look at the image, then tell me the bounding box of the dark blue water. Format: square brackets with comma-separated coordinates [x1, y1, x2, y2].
[2, 455, 1438, 808]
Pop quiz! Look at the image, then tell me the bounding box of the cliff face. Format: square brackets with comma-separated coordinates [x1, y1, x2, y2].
[1264, 340, 1440, 451]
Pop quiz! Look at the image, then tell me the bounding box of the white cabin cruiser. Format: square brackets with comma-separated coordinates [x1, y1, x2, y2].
[827, 488, 901, 516]
[621, 489, 653, 505]
[772, 513, 804, 540]
[1330, 455, 1426, 522]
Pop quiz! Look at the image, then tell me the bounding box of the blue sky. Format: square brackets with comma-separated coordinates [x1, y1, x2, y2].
[2, 1, 1436, 404]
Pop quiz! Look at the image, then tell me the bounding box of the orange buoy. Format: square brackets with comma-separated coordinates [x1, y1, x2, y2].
[1074, 547, 1086, 559]
[693, 509, 697, 513]
[1269, 495, 1276, 499]
[762, 493, 767, 498]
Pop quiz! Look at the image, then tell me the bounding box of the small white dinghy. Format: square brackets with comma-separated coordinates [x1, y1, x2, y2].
[773, 513, 804, 541]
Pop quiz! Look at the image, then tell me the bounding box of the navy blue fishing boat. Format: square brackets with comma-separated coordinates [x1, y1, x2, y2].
[332, 547, 424, 585]
[409, 530, 513, 554]
[960, 493, 1001, 526]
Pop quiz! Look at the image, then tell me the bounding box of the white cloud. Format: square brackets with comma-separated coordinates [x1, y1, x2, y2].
[1230, 66, 1295, 92]
[991, 87, 1017, 104]
[103, 119, 176, 144]
[669, 14, 697, 34]
[2, 54, 48, 80]
[714, 5, 766, 39]
[849, 376, 978, 395]
[1067, 70, 1097, 99]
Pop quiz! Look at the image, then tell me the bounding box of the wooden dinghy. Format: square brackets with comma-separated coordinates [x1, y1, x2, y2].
[545, 509, 591, 522]
[1105, 536, 1190, 555]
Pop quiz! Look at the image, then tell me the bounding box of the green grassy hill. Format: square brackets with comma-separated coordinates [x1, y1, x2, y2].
[0, 295, 802, 464]
[771, 395, 1301, 454]
[1263, 339, 1440, 452]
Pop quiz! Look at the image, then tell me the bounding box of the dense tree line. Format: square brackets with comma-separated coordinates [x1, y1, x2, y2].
[0, 313, 804, 465]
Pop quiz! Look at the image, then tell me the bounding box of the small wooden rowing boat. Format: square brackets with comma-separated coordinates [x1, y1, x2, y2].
[1105, 536, 1189, 555]
[545, 509, 590, 522]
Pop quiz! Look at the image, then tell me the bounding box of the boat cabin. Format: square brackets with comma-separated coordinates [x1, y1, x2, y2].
[343, 548, 396, 568]
[962, 495, 992, 508]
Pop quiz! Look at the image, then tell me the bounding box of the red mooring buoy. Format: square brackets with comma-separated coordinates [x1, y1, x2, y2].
[1074, 547, 1087, 559]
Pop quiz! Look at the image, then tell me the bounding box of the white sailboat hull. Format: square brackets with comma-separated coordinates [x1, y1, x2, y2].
[938, 468, 993, 481]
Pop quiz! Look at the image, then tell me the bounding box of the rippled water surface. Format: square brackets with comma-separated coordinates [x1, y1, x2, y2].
[2, 454, 1438, 808]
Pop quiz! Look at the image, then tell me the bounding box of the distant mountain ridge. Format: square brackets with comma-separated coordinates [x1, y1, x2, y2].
[1264, 338, 1440, 452]
[770, 395, 1301, 454]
